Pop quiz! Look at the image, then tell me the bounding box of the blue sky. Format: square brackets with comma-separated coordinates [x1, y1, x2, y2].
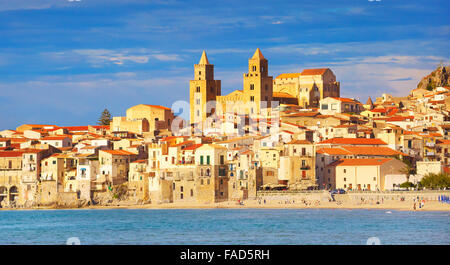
[0, 0, 449, 130]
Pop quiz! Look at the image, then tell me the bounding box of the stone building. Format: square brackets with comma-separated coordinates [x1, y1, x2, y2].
[191, 49, 274, 126]
[273, 68, 340, 108]
[0, 151, 23, 207]
[112, 104, 175, 135]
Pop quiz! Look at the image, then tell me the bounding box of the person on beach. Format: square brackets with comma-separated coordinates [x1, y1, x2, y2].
[413, 201, 416, 210]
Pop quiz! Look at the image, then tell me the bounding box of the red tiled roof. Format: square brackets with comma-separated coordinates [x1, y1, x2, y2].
[342, 146, 406, 156]
[61, 126, 89, 131]
[317, 148, 351, 155]
[41, 136, 71, 140]
[330, 97, 360, 103]
[386, 116, 414, 122]
[437, 139, 450, 145]
[329, 158, 393, 167]
[287, 140, 312, 145]
[131, 159, 147, 163]
[318, 138, 387, 145]
[0, 151, 24, 157]
[301, 68, 329, 75]
[101, 150, 135, 156]
[183, 143, 203, 151]
[143, 104, 171, 111]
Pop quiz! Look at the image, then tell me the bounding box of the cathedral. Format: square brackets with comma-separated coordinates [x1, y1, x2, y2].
[189, 48, 340, 124]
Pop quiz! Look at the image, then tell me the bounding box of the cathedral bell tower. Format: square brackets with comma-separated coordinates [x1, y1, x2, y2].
[189, 51, 221, 124]
[243, 48, 273, 117]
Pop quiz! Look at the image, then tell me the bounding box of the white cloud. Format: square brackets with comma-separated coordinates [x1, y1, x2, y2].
[41, 48, 182, 66]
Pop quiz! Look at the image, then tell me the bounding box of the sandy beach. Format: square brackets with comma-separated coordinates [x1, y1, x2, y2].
[4, 198, 449, 212]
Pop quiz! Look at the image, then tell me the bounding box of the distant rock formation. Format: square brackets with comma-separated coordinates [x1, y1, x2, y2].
[416, 65, 450, 91]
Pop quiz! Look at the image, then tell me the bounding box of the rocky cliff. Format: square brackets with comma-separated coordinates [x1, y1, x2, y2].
[416, 65, 450, 91]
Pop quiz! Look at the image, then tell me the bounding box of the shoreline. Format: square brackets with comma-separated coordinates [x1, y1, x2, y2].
[2, 200, 449, 212]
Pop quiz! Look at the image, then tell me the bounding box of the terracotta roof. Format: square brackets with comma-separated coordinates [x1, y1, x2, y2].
[317, 138, 387, 145]
[41, 136, 71, 140]
[61, 126, 89, 131]
[276, 73, 302, 79]
[143, 104, 171, 111]
[329, 158, 393, 167]
[183, 143, 203, 151]
[171, 140, 195, 147]
[437, 139, 450, 145]
[287, 140, 312, 145]
[301, 68, 329, 75]
[131, 159, 147, 164]
[90, 125, 110, 130]
[330, 97, 359, 103]
[386, 116, 414, 122]
[317, 148, 351, 155]
[0, 151, 24, 157]
[342, 146, 406, 156]
[101, 150, 135, 156]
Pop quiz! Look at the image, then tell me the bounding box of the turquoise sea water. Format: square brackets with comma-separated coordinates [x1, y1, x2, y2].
[0, 209, 448, 245]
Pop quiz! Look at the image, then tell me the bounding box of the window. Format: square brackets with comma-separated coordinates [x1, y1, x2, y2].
[173, 183, 175, 190]
[207, 179, 210, 185]
[200, 156, 204, 165]
[250, 84, 254, 90]
[197, 110, 200, 117]
[180, 186, 183, 192]
[252, 66, 256, 71]
[196, 99, 200, 105]
[206, 156, 210, 165]
[250, 96, 254, 102]
[220, 155, 224, 165]
[344, 169, 346, 173]
[196, 86, 201, 93]
[321, 104, 328, 110]
[190, 189, 194, 197]
[180, 194, 183, 199]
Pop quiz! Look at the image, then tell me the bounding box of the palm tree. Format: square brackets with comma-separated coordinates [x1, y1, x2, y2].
[399, 158, 416, 183]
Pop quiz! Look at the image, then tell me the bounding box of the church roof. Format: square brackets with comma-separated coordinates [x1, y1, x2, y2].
[251, 48, 265, 60]
[276, 73, 302, 79]
[301, 68, 329, 75]
[366, 97, 374, 105]
[198, 50, 210, 64]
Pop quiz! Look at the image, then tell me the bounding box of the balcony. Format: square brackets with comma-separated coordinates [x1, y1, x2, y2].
[300, 165, 311, 170]
[426, 142, 435, 148]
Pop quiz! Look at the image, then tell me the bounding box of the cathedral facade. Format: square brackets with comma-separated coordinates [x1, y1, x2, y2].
[189, 48, 340, 124]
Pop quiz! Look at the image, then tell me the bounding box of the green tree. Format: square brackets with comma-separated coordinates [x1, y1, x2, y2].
[98, 109, 112, 125]
[399, 182, 415, 189]
[419, 173, 450, 189]
[398, 157, 416, 182]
